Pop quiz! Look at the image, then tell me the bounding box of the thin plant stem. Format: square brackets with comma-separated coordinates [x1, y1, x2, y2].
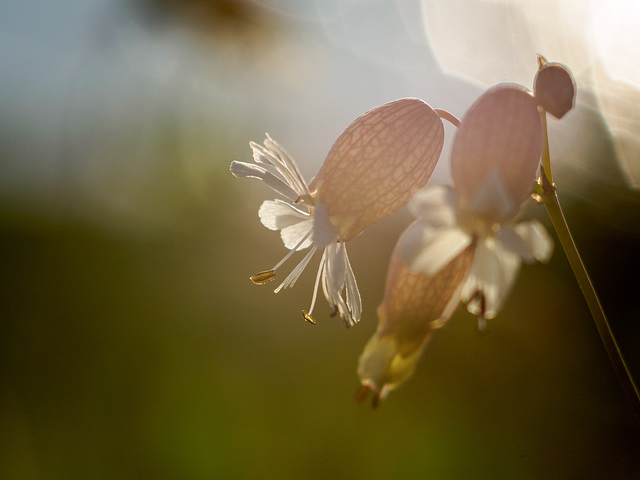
[538, 108, 640, 422]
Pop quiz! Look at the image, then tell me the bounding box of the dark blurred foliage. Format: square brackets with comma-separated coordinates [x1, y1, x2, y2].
[131, 0, 273, 36]
[1, 1, 640, 479]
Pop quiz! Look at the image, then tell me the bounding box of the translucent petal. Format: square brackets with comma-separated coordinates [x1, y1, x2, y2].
[280, 218, 314, 250]
[263, 135, 310, 198]
[514, 220, 554, 263]
[250, 136, 310, 199]
[400, 220, 472, 276]
[408, 184, 458, 227]
[229, 161, 298, 202]
[325, 241, 346, 296]
[461, 238, 522, 319]
[258, 199, 309, 231]
[312, 203, 339, 249]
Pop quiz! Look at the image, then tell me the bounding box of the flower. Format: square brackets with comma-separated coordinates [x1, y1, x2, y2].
[356, 225, 475, 407]
[402, 85, 554, 330]
[231, 98, 446, 327]
[356, 84, 555, 406]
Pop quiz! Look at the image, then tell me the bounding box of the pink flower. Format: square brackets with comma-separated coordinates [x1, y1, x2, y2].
[231, 99, 445, 327]
[357, 84, 555, 405]
[403, 85, 553, 328]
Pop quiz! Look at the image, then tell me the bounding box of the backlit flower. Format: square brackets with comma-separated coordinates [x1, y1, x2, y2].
[231, 99, 446, 327]
[356, 226, 475, 407]
[403, 85, 554, 330]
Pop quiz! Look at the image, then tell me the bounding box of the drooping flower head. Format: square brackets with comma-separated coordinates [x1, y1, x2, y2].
[356, 225, 475, 407]
[403, 85, 553, 329]
[231, 99, 446, 327]
[451, 84, 543, 222]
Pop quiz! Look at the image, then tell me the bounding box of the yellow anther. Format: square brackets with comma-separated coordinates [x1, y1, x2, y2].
[250, 270, 276, 285]
[302, 310, 316, 325]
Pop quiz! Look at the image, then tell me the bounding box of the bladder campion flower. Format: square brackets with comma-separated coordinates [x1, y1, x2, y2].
[356, 225, 475, 407]
[402, 85, 554, 330]
[230, 99, 446, 327]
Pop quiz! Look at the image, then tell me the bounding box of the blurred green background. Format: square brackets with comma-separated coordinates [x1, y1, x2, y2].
[1, 1, 639, 479]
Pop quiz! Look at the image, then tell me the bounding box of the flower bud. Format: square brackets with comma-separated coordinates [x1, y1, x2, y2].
[310, 99, 445, 242]
[450, 85, 542, 220]
[534, 62, 576, 119]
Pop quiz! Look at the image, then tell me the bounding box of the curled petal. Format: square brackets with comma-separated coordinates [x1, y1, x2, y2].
[499, 220, 554, 263]
[250, 135, 310, 199]
[451, 85, 542, 217]
[461, 237, 522, 319]
[309, 98, 445, 241]
[320, 242, 360, 327]
[230, 161, 298, 202]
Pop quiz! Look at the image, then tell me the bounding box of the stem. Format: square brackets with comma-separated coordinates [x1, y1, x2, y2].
[539, 110, 640, 422]
[435, 109, 462, 128]
[539, 108, 553, 185]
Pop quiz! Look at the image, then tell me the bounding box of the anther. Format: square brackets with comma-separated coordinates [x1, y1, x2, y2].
[250, 270, 276, 285]
[302, 310, 316, 325]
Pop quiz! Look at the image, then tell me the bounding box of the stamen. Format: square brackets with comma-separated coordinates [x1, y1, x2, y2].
[250, 270, 276, 285]
[271, 228, 314, 271]
[469, 289, 488, 333]
[274, 247, 317, 294]
[306, 252, 326, 317]
[477, 316, 487, 333]
[301, 310, 316, 325]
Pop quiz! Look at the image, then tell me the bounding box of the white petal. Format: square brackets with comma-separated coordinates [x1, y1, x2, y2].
[230, 161, 298, 202]
[461, 237, 522, 319]
[274, 247, 317, 293]
[344, 246, 362, 326]
[264, 135, 310, 196]
[514, 220, 554, 263]
[325, 241, 346, 295]
[258, 199, 309, 231]
[400, 220, 472, 276]
[280, 219, 314, 250]
[317, 242, 359, 327]
[250, 135, 310, 199]
[409, 184, 459, 228]
[312, 203, 339, 248]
